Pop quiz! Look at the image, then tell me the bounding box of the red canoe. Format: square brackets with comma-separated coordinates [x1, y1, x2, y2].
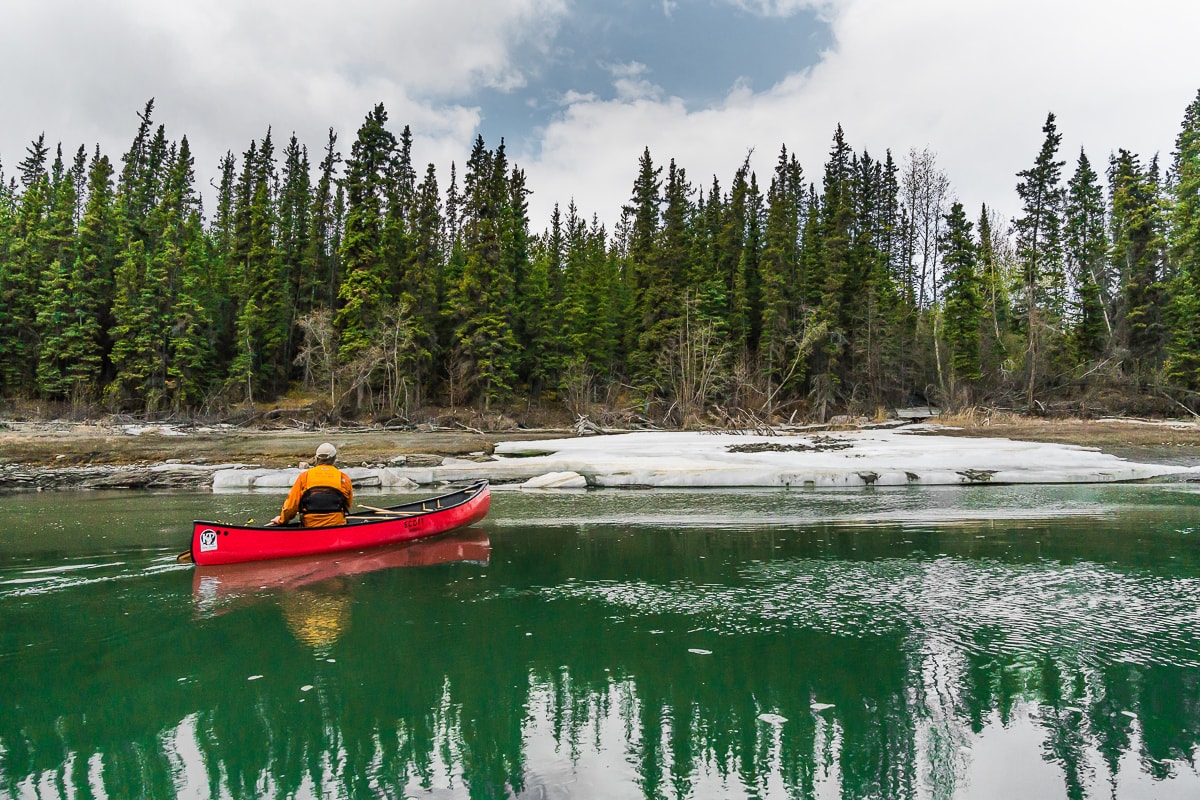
[187, 480, 490, 566]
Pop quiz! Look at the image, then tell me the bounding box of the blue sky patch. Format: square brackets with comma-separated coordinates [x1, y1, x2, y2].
[469, 0, 831, 149]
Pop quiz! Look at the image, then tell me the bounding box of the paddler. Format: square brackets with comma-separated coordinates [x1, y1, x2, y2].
[269, 442, 354, 527]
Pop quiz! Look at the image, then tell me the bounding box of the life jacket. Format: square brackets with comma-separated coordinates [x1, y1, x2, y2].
[299, 465, 350, 514]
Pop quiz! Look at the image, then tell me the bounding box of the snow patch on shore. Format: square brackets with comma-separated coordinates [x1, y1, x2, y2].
[213, 466, 419, 492]
[210, 429, 1200, 490]
[521, 471, 588, 489]
[483, 430, 1195, 487]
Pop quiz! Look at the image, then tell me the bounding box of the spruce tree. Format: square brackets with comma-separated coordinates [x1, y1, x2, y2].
[381, 127, 414, 308]
[512, 168, 559, 398]
[126, 121, 169, 248]
[35, 254, 74, 398]
[167, 221, 214, 410]
[688, 178, 727, 331]
[59, 151, 119, 402]
[401, 162, 444, 406]
[759, 146, 804, 404]
[1013, 112, 1066, 406]
[623, 147, 664, 391]
[649, 159, 697, 381]
[847, 150, 901, 401]
[558, 203, 620, 396]
[228, 132, 288, 402]
[813, 126, 856, 416]
[740, 172, 765, 362]
[555, 203, 585, 366]
[107, 237, 172, 409]
[117, 100, 155, 227]
[298, 130, 341, 319]
[708, 173, 741, 347]
[394, 125, 418, 223]
[1063, 149, 1110, 362]
[68, 145, 87, 223]
[1110, 149, 1167, 378]
[723, 160, 761, 358]
[161, 137, 216, 409]
[939, 202, 983, 386]
[1165, 90, 1200, 390]
[44, 146, 79, 280]
[872, 150, 905, 399]
[440, 163, 467, 399]
[17, 134, 49, 189]
[35, 148, 81, 398]
[549, 203, 589, 405]
[206, 150, 238, 358]
[337, 104, 397, 387]
[51, 143, 108, 407]
[0, 138, 51, 394]
[207, 151, 235, 255]
[278, 133, 312, 367]
[445, 137, 521, 408]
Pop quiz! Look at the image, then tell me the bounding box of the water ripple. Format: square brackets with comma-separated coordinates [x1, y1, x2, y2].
[537, 558, 1200, 668]
[0, 552, 189, 598]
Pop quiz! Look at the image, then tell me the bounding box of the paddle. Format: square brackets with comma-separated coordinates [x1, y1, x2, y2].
[352, 504, 420, 517]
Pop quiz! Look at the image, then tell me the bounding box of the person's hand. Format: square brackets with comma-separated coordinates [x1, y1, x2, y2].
[268, 515, 282, 526]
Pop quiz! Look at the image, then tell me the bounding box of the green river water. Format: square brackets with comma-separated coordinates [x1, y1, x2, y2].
[3, 483, 1200, 799]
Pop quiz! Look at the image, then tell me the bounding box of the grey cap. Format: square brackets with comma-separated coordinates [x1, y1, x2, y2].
[315, 442, 337, 461]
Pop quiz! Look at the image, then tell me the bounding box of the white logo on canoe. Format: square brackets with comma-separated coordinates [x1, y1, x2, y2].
[199, 529, 219, 552]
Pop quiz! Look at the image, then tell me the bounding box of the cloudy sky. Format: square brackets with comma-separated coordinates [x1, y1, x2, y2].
[3, 0, 1199, 233]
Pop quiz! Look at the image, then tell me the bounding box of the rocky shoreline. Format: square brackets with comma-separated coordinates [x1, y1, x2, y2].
[0, 455, 470, 492]
[4, 417, 1200, 492]
[0, 461, 237, 491]
[0, 420, 562, 492]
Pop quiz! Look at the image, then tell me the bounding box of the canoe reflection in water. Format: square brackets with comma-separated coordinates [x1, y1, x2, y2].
[191, 528, 491, 636]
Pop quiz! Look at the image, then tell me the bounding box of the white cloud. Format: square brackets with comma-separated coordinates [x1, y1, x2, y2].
[0, 0, 566, 187]
[724, 0, 834, 18]
[521, 0, 1200, 232]
[3, 0, 1198, 245]
[606, 62, 664, 103]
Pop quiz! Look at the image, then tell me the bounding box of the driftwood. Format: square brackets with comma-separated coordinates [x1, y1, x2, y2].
[574, 415, 607, 435]
[726, 437, 853, 454]
[957, 469, 998, 483]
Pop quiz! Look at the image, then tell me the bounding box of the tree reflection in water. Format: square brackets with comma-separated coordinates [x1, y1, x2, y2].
[3, 518, 1200, 798]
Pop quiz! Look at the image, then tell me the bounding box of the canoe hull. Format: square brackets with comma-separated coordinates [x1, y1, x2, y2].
[189, 480, 490, 566]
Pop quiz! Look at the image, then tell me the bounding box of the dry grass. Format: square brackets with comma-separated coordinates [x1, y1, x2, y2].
[923, 410, 1200, 451]
[931, 407, 1024, 428]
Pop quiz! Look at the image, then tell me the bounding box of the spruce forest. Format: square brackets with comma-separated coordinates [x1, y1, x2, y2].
[3, 92, 1200, 425]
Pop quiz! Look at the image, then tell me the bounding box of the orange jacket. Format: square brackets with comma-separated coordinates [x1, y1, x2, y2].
[279, 464, 354, 527]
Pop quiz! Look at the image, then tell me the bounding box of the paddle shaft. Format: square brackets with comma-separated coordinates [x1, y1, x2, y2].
[353, 504, 420, 517]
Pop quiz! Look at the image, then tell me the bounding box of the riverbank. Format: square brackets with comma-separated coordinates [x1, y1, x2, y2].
[0, 420, 568, 491]
[920, 415, 1200, 466]
[0, 420, 561, 467]
[4, 416, 1200, 491]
